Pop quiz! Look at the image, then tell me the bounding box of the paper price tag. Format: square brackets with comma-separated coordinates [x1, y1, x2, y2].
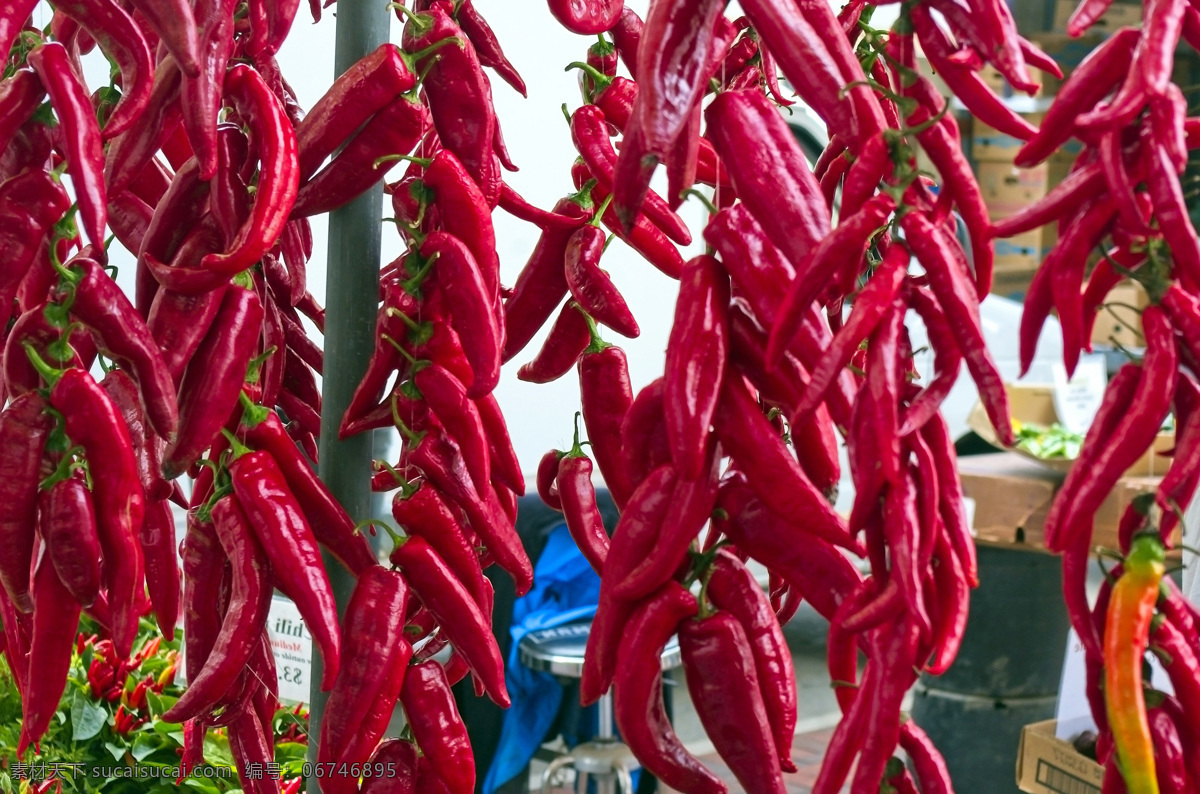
[173, 596, 313, 705]
[1051, 356, 1107, 435]
[266, 596, 313, 704]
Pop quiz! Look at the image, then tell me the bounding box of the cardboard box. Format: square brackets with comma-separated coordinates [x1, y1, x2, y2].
[1016, 720, 1103, 794]
[958, 452, 1162, 550]
[1091, 280, 1149, 348]
[1052, 0, 1143, 36]
[978, 161, 1051, 214]
[993, 231, 1046, 273]
[972, 112, 1046, 162]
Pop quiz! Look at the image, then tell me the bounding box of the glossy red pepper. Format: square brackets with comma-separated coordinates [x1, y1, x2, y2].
[164, 495, 272, 723]
[400, 660, 476, 794]
[50, 368, 145, 659]
[557, 431, 609, 576]
[680, 609, 787, 794]
[27, 42, 107, 255]
[39, 475, 102, 609]
[391, 535, 510, 707]
[0, 169, 71, 333]
[564, 223, 640, 339]
[578, 342, 635, 510]
[230, 450, 341, 690]
[391, 480, 488, 610]
[0, 391, 51, 613]
[517, 301, 590, 383]
[163, 285, 264, 478]
[17, 550, 83, 756]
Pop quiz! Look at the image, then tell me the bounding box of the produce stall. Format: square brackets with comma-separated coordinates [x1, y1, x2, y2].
[0, 0, 1198, 793]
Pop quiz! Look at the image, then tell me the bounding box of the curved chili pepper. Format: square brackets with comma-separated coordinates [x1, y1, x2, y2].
[0, 390, 51, 614]
[457, 0, 525, 96]
[421, 232, 501, 398]
[0, 1, 39, 63]
[680, 609, 787, 794]
[619, 377, 673, 485]
[62, 257, 180, 440]
[162, 285, 264, 478]
[243, 408, 377, 576]
[557, 433, 609, 576]
[164, 495, 272, 723]
[537, 449, 564, 511]
[578, 342, 635, 510]
[421, 150, 501, 304]
[1045, 311, 1176, 554]
[517, 301, 590, 383]
[547, 0, 621, 34]
[39, 474, 102, 609]
[613, 582, 724, 793]
[147, 283, 230, 387]
[0, 168, 70, 334]
[291, 95, 428, 218]
[564, 223, 640, 338]
[27, 42, 107, 255]
[104, 56, 184, 195]
[202, 65, 299, 277]
[901, 213, 1014, 447]
[359, 739, 419, 794]
[497, 183, 586, 230]
[227, 710, 278, 794]
[1106, 534, 1166, 794]
[391, 534, 510, 707]
[713, 370, 860, 552]
[135, 496, 180, 641]
[50, 368, 145, 659]
[400, 660, 475, 794]
[581, 465, 677, 704]
[179, 0, 236, 180]
[413, 365, 490, 493]
[16, 551, 83, 757]
[608, 5, 643, 77]
[230, 449, 340, 690]
[53, 0, 153, 140]
[706, 549, 798, 773]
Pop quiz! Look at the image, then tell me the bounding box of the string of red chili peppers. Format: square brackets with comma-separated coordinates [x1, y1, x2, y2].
[0, 0, 551, 790]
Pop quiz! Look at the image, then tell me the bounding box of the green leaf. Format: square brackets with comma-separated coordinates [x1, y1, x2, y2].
[203, 731, 234, 769]
[104, 740, 127, 761]
[70, 691, 107, 741]
[131, 732, 159, 761]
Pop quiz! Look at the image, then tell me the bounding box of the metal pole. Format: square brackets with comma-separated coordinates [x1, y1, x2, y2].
[308, 1, 390, 789]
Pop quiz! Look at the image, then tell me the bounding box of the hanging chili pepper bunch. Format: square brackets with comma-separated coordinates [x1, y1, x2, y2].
[491, 0, 1095, 789]
[979, 0, 1200, 788]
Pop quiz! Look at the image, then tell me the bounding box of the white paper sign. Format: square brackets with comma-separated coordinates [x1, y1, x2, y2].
[1054, 628, 1173, 741]
[266, 596, 314, 704]
[1051, 356, 1108, 435]
[174, 596, 313, 705]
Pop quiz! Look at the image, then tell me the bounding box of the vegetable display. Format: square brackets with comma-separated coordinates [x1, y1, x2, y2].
[0, 0, 1198, 792]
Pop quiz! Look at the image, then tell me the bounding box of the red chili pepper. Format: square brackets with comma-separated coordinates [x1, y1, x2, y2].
[713, 371, 860, 552]
[39, 474, 102, 609]
[103, 56, 184, 195]
[901, 213, 1014, 447]
[680, 609, 787, 794]
[705, 549, 798, 773]
[0, 168, 70, 333]
[0, 2, 39, 61]
[179, 0, 237, 180]
[162, 285, 264, 478]
[497, 182, 587, 230]
[578, 341, 635, 510]
[620, 378, 673, 485]
[564, 223, 640, 339]
[26, 42, 107, 255]
[227, 710, 277, 794]
[0, 580, 31, 698]
[613, 582, 725, 793]
[48, 368, 145, 659]
[164, 495, 272, 723]
[664, 255, 729, 480]
[403, 427, 532, 594]
[53, 0, 153, 140]
[359, 739, 418, 794]
[291, 95, 429, 218]
[517, 302, 590, 383]
[317, 567, 412, 782]
[608, 6, 643, 78]
[0, 391, 51, 614]
[400, 659, 476, 794]
[570, 104, 692, 246]
[420, 232, 502, 398]
[230, 449, 341, 690]
[402, 4, 500, 202]
[547, 0, 622, 34]
[16, 550, 81, 756]
[391, 480, 488, 610]
[556, 425, 609, 576]
[392, 534, 510, 707]
[502, 190, 592, 361]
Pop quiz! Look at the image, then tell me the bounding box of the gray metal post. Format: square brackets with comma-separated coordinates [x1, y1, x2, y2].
[307, 1, 390, 789]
